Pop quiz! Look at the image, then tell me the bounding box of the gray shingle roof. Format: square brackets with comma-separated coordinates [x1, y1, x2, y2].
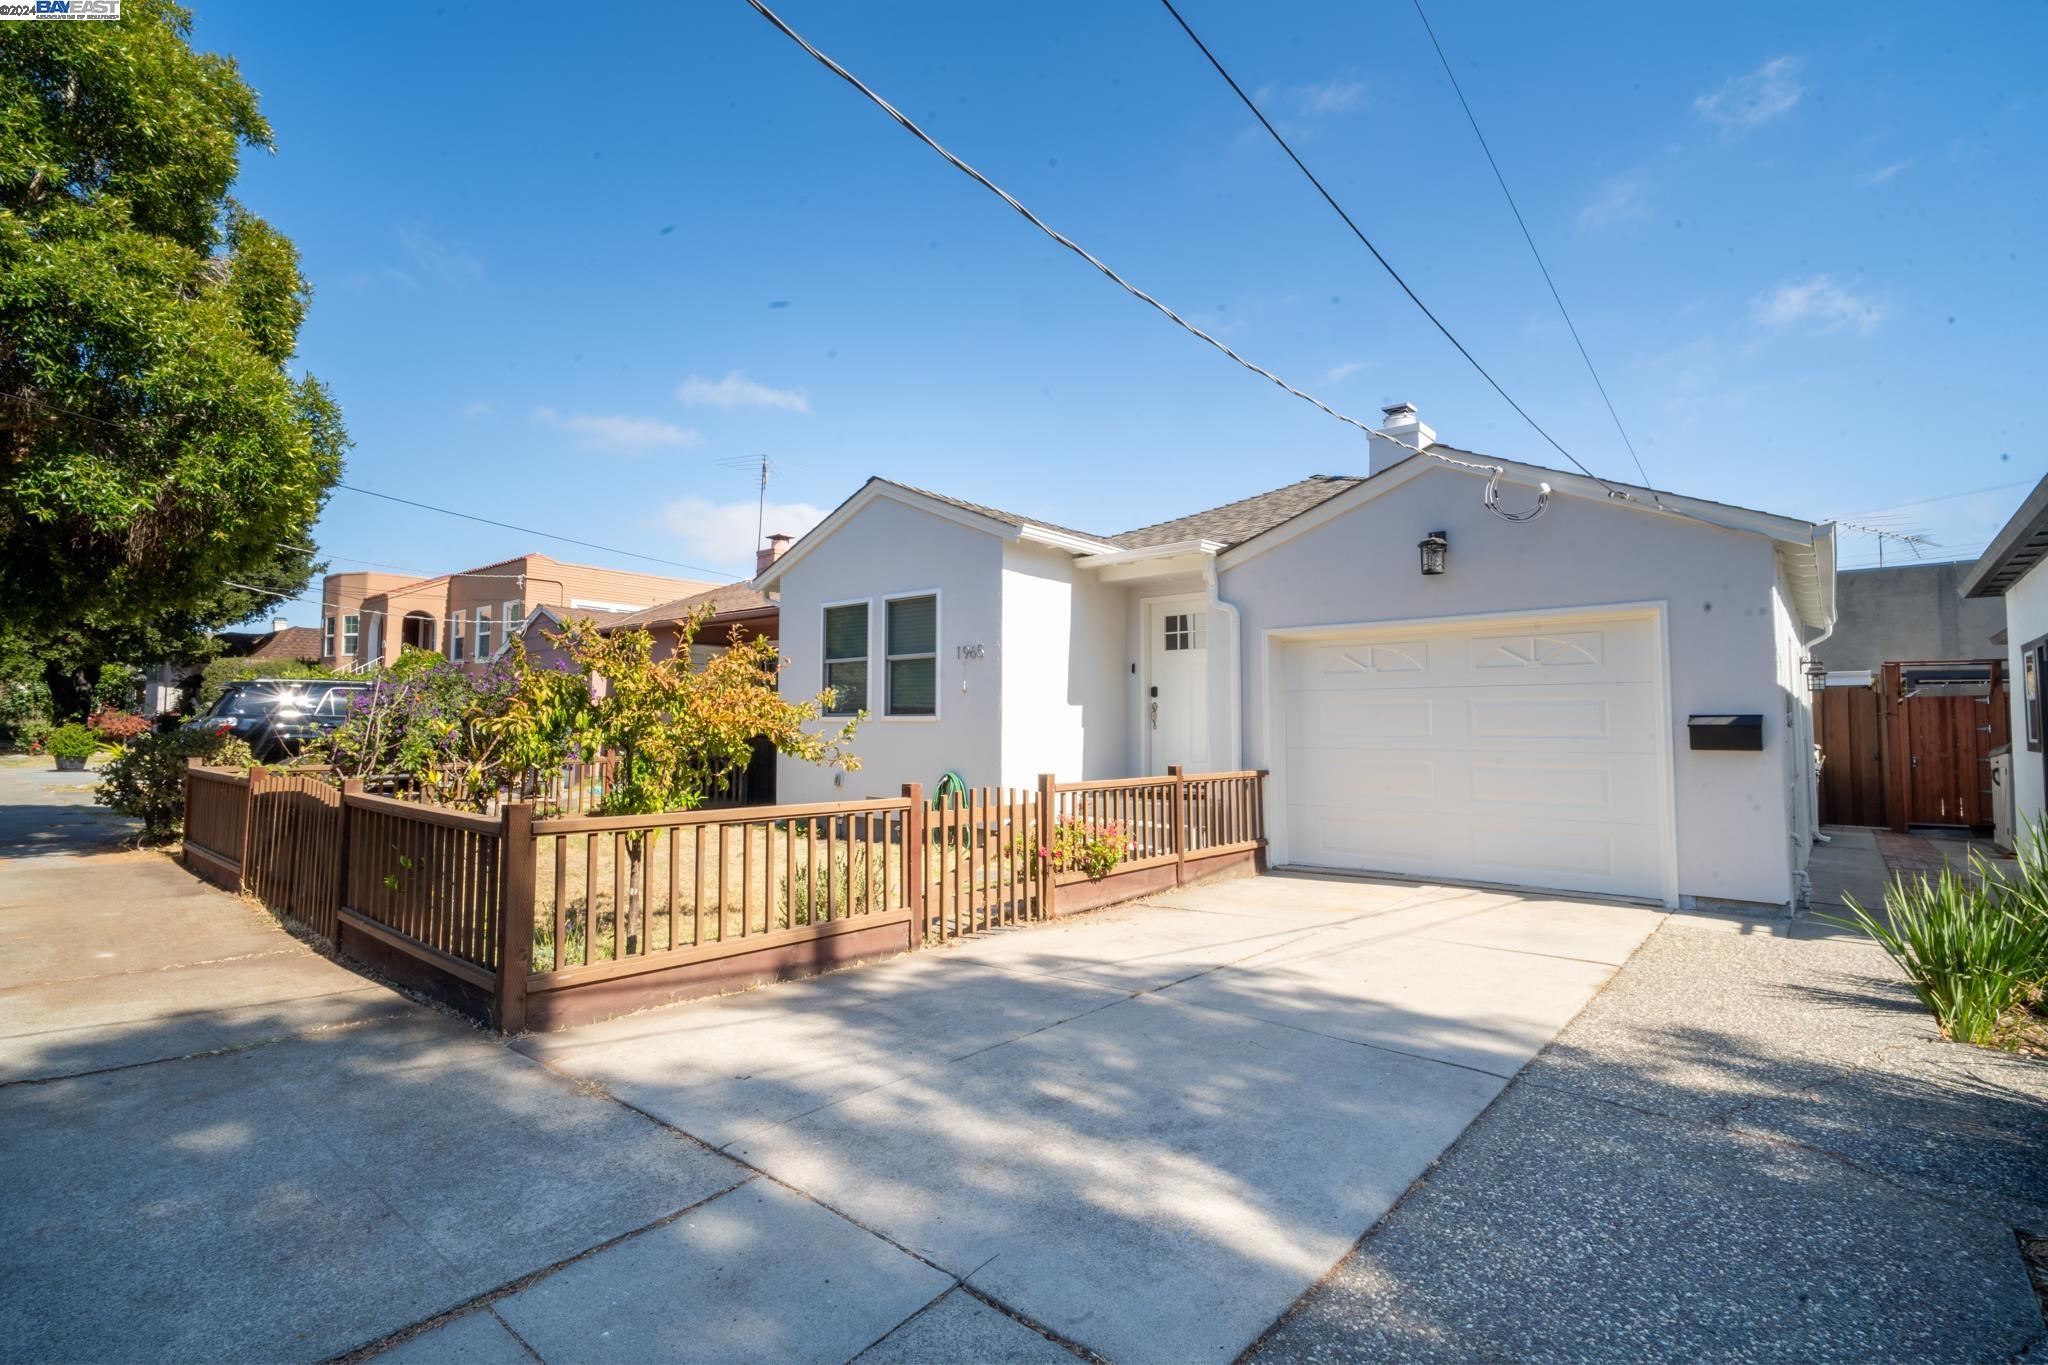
[873, 479, 1118, 546]
[1113, 474, 1364, 550]
[603, 582, 775, 632]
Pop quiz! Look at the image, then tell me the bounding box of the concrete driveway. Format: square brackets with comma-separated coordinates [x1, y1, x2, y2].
[516, 871, 1663, 1363]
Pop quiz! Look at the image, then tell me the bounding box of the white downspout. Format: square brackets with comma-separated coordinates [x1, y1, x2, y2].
[1203, 555, 1243, 771]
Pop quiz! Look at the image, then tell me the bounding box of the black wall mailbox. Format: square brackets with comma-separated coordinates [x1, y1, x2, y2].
[1687, 714, 1764, 751]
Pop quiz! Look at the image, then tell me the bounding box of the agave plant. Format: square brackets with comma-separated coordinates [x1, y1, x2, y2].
[1832, 827, 2048, 1046]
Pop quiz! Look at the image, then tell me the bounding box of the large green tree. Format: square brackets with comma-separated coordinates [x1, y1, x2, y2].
[0, 0, 344, 712]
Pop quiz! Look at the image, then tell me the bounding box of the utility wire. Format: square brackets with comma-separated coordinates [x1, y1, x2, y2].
[738, 0, 1558, 522]
[1154, 0, 1617, 494]
[1407, 0, 1655, 496]
[333, 484, 741, 579]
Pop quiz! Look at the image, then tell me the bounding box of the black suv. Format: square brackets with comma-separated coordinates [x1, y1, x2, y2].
[187, 679, 373, 762]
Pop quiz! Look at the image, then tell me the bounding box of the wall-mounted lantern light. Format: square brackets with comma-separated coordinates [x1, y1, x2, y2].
[1418, 530, 1449, 576]
[1804, 660, 1828, 691]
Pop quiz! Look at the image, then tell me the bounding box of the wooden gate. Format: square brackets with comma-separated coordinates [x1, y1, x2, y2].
[920, 785, 1045, 942]
[1878, 661, 2008, 832]
[243, 768, 344, 938]
[1815, 685, 1887, 826]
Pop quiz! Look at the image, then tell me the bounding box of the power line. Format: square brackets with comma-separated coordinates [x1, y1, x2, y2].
[333, 484, 741, 579]
[1837, 476, 2041, 519]
[1407, 0, 1655, 496]
[738, 0, 1560, 523]
[1154, 0, 1617, 494]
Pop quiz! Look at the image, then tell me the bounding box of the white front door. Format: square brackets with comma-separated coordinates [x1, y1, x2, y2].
[1147, 598, 1211, 773]
[1280, 610, 1673, 902]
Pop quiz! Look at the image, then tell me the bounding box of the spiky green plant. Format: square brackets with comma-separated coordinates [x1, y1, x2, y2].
[1831, 830, 2048, 1045]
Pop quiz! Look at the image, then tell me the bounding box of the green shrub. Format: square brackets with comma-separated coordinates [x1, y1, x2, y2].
[11, 715, 52, 754]
[1040, 816, 1132, 880]
[46, 724, 99, 761]
[1833, 841, 2048, 1046]
[94, 729, 255, 844]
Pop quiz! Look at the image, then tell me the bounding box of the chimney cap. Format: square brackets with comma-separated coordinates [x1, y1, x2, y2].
[1381, 401, 1419, 421]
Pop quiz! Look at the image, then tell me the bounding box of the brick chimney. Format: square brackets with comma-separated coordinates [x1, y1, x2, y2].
[756, 532, 793, 576]
[1369, 402, 1436, 475]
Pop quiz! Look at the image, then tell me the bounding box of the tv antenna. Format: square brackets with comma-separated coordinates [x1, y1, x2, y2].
[715, 453, 783, 553]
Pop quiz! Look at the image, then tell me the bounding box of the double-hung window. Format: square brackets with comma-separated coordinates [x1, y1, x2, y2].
[323, 616, 337, 658]
[342, 614, 360, 657]
[451, 611, 467, 662]
[885, 594, 938, 717]
[503, 600, 523, 651]
[475, 608, 493, 659]
[822, 602, 868, 715]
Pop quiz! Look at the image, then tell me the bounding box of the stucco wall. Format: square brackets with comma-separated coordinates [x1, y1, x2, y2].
[1118, 570, 1239, 777]
[1818, 562, 2005, 671]
[2002, 564, 2048, 826]
[773, 494, 1004, 803]
[1220, 465, 1798, 908]
[999, 541, 1128, 786]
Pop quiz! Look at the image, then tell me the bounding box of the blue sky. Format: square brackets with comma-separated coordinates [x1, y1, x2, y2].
[194, 1, 2047, 623]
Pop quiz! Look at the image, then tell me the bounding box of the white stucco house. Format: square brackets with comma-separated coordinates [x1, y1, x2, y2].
[1960, 474, 2048, 832]
[756, 403, 1839, 912]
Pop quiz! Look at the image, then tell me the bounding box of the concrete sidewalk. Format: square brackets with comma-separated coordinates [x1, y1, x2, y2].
[1251, 833, 2048, 1363]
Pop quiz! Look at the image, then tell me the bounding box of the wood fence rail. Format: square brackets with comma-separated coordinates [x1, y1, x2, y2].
[179, 762, 1265, 1033]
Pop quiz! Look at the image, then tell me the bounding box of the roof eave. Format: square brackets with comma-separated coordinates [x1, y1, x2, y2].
[1959, 474, 2048, 598]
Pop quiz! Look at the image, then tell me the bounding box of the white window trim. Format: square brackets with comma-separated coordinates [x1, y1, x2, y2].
[342, 614, 360, 657]
[450, 610, 467, 662]
[475, 607, 493, 659]
[881, 588, 942, 722]
[498, 599, 524, 656]
[820, 595, 871, 718]
[323, 615, 337, 658]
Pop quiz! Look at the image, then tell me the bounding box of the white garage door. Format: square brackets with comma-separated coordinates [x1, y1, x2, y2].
[1281, 612, 1671, 901]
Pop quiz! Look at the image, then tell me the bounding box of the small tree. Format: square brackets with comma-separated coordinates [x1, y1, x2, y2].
[500, 613, 860, 940]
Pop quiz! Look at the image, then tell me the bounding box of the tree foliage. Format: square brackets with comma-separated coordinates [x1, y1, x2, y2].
[0, 0, 345, 680]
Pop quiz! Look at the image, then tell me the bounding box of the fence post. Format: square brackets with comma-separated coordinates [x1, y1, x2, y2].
[1167, 765, 1187, 888]
[240, 764, 265, 894]
[1037, 773, 1057, 919]
[494, 802, 536, 1035]
[1254, 769, 1270, 869]
[182, 757, 200, 853]
[902, 783, 926, 947]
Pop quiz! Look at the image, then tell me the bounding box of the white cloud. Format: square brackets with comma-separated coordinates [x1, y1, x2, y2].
[1861, 160, 1911, 186]
[658, 497, 828, 567]
[1694, 56, 1804, 131]
[533, 407, 703, 454]
[396, 228, 485, 282]
[460, 400, 492, 417]
[1251, 77, 1365, 122]
[1578, 175, 1651, 229]
[1324, 359, 1372, 383]
[677, 370, 811, 413]
[1749, 275, 1882, 335]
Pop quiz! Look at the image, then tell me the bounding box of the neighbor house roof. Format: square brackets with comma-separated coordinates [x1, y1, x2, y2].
[1115, 474, 1364, 550]
[520, 603, 637, 632]
[605, 583, 776, 632]
[214, 626, 322, 663]
[1959, 473, 2048, 598]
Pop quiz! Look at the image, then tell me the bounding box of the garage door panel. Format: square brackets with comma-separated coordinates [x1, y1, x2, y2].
[1281, 613, 1669, 902]
[1294, 808, 1661, 898]
[1286, 619, 1656, 692]
[1286, 749, 1661, 827]
[1287, 687, 1660, 752]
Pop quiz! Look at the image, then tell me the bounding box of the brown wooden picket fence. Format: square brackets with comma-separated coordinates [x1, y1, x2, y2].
[921, 785, 1046, 942]
[181, 764, 249, 891]
[181, 763, 1264, 1033]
